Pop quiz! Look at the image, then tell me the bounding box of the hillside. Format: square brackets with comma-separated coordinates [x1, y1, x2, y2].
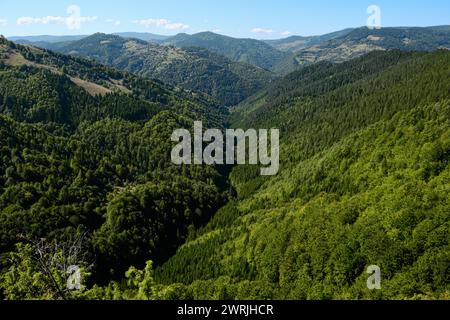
[113, 32, 169, 43]
[0, 34, 449, 301]
[265, 28, 354, 52]
[163, 31, 292, 72]
[10, 26, 450, 78]
[287, 26, 450, 68]
[10, 33, 169, 44]
[32, 33, 274, 106]
[161, 26, 450, 75]
[0, 37, 230, 295]
[232, 50, 420, 127]
[154, 50, 450, 300]
[9, 35, 89, 44]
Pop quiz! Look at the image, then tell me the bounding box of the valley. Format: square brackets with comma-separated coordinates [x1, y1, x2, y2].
[0, 23, 449, 301]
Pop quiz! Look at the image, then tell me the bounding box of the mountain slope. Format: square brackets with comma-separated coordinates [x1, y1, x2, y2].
[0, 36, 225, 125]
[265, 28, 355, 52]
[163, 31, 292, 72]
[1, 32, 450, 301]
[113, 32, 169, 43]
[39, 33, 274, 106]
[232, 50, 420, 128]
[289, 26, 450, 67]
[9, 35, 88, 44]
[0, 37, 230, 288]
[155, 50, 450, 300]
[9, 33, 170, 44]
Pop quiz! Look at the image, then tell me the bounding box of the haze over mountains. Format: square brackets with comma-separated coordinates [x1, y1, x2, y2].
[11, 33, 275, 106]
[283, 26, 450, 66]
[10, 25, 450, 81]
[162, 31, 291, 71]
[9, 33, 169, 44]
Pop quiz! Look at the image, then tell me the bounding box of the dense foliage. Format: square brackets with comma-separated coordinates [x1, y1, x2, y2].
[265, 28, 355, 52]
[0, 35, 448, 300]
[279, 26, 450, 72]
[0, 38, 229, 295]
[163, 31, 292, 72]
[36, 33, 274, 106]
[155, 50, 450, 300]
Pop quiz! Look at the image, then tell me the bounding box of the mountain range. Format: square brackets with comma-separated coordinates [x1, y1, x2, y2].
[21, 33, 274, 106]
[11, 26, 450, 80]
[157, 48, 450, 299]
[264, 28, 355, 52]
[0, 35, 228, 286]
[285, 26, 450, 67]
[0, 24, 449, 300]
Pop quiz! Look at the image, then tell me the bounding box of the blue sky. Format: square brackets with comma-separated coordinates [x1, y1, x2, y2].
[0, 0, 449, 38]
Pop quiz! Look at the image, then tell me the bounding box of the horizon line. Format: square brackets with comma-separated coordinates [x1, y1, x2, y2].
[4, 24, 450, 41]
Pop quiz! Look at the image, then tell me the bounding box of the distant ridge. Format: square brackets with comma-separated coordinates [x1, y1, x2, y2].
[8, 35, 88, 43]
[162, 31, 292, 71]
[264, 28, 355, 52]
[113, 32, 170, 43]
[9, 25, 450, 76]
[32, 33, 274, 106]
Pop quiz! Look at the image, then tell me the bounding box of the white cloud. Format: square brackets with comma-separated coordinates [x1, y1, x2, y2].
[17, 15, 97, 30]
[0, 19, 8, 26]
[16, 5, 97, 30]
[105, 19, 121, 26]
[18, 16, 65, 25]
[251, 28, 273, 35]
[133, 18, 189, 31]
[281, 31, 292, 36]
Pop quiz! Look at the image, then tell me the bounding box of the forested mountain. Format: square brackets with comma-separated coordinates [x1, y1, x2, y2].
[0, 33, 449, 301]
[0, 36, 230, 297]
[10, 33, 169, 44]
[281, 26, 450, 70]
[15, 26, 450, 78]
[30, 33, 274, 106]
[161, 27, 450, 74]
[162, 31, 292, 72]
[154, 50, 450, 300]
[264, 28, 355, 52]
[10, 35, 89, 44]
[113, 32, 169, 43]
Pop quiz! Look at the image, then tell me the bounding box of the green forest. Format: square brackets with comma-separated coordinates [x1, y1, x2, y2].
[0, 32, 449, 300]
[34, 33, 275, 107]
